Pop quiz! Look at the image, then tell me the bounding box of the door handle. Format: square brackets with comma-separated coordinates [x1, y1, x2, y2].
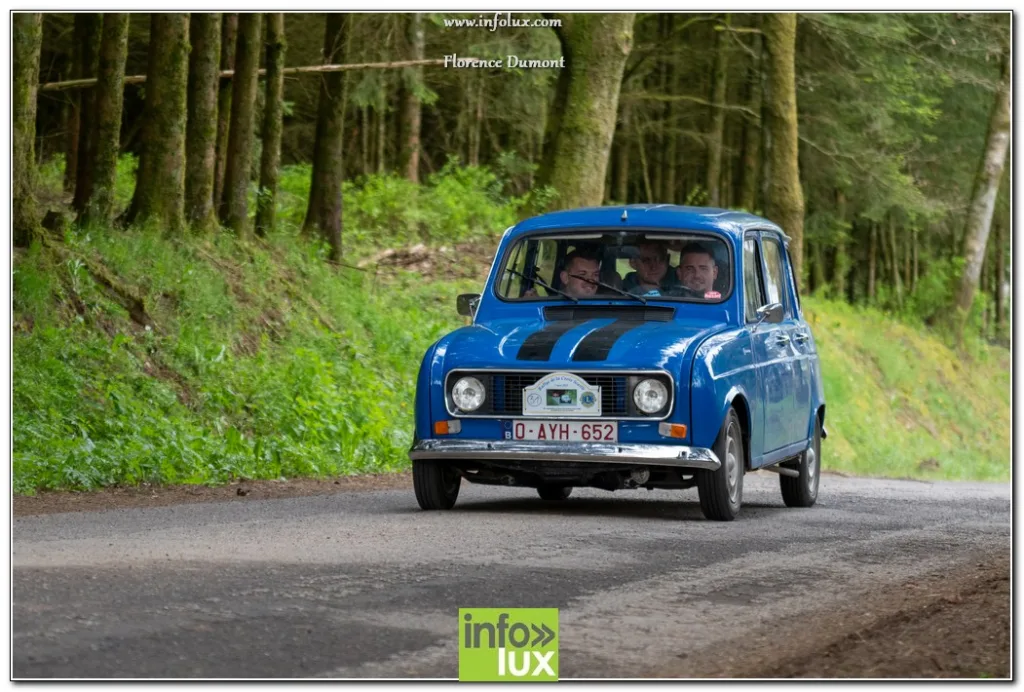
[770, 334, 791, 347]
[794, 332, 810, 344]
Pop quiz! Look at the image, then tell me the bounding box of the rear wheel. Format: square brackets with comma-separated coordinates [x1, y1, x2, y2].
[697, 407, 744, 521]
[537, 485, 572, 501]
[780, 417, 820, 508]
[413, 461, 461, 510]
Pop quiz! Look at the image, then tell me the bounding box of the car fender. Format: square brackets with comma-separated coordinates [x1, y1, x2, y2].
[688, 329, 758, 451]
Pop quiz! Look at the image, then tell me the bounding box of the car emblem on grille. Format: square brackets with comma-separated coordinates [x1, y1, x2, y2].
[522, 372, 602, 417]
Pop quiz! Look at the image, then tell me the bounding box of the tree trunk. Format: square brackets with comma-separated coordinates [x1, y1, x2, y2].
[912, 224, 919, 293]
[71, 13, 101, 215]
[952, 48, 1011, 338]
[652, 17, 667, 203]
[832, 190, 849, 297]
[762, 13, 805, 288]
[758, 23, 771, 214]
[64, 22, 85, 193]
[185, 12, 221, 232]
[867, 221, 877, 303]
[302, 12, 347, 262]
[360, 106, 369, 176]
[221, 13, 262, 238]
[255, 13, 285, 237]
[994, 216, 1005, 334]
[123, 14, 189, 232]
[539, 13, 635, 210]
[537, 21, 573, 189]
[810, 239, 825, 294]
[81, 13, 129, 227]
[400, 12, 424, 183]
[613, 98, 631, 203]
[214, 13, 238, 212]
[377, 77, 389, 173]
[903, 222, 912, 291]
[706, 15, 730, 207]
[663, 17, 678, 204]
[889, 214, 903, 308]
[738, 52, 761, 212]
[13, 13, 43, 248]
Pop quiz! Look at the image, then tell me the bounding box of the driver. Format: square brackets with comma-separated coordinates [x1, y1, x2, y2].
[559, 250, 601, 298]
[523, 249, 601, 299]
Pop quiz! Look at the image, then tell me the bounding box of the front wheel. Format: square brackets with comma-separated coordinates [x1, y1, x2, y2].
[780, 417, 821, 508]
[697, 407, 744, 521]
[413, 461, 461, 510]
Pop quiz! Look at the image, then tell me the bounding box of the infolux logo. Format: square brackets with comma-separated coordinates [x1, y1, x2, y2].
[458, 608, 559, 681]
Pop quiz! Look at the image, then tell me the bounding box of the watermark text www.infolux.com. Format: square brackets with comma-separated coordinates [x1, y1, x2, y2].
[443, 13, 561, 31]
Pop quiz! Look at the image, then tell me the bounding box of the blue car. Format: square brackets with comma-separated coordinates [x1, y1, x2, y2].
[409, 205, 826, 520]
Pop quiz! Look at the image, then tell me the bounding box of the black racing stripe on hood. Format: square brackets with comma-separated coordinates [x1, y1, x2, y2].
[571, 320, 646, 362]
[516, 320, 585, 361]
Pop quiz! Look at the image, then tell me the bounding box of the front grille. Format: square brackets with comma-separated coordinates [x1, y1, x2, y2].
[446, 370, 673, 419]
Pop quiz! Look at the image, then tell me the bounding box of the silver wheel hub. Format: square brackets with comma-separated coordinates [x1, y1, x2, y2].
[806, 445, 818, 489]
[725, 425, 740, 505]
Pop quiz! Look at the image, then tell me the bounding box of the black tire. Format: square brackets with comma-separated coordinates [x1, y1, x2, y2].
[537, 485, 572, 501]
[780, 417, 821, 508]
[697, 407, 744, 521]
[413, 461, 461, 510]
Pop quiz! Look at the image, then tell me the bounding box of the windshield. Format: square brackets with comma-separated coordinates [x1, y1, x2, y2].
[495, 230, 733, 303]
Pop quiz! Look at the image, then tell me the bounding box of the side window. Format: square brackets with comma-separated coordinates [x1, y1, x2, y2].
[743, 237, 765, 322]
[761, 236, 790, 317]
[785, 245, 801, 313]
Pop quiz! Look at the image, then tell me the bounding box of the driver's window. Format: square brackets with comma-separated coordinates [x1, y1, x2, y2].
[743, 237, 765, 322]
[502, 240, 528, 296]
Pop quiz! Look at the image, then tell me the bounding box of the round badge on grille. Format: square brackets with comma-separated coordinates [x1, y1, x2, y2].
[580, 392, 596, 407]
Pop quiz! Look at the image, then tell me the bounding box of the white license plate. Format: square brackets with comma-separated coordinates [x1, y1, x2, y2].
[512, 421, 618, 442]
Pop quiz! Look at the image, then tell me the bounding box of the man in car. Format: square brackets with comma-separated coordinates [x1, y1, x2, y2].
[558, 250, 601, 298]
[671, 241, 720, 296]
[523, 249, 601, 299]
[622, 240, 679, 295]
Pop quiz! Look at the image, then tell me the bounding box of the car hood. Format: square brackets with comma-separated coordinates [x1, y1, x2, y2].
[438, 316, 729, 374]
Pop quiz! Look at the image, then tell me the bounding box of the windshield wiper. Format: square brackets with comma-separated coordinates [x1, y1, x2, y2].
[568, 274, 648, 305]
[504, 268, 578, 303]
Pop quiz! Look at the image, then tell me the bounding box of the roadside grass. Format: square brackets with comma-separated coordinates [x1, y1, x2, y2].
[12, 157, 1010, 493]
[803, 296, 1010, 482]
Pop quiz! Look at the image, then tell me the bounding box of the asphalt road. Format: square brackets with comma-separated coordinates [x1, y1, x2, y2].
[13, 473, 1010, 679]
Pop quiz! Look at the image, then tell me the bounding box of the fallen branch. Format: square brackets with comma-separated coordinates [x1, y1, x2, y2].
[40, 57, 462, 92]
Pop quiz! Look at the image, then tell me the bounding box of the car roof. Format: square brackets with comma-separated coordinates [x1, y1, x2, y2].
[509, 204, 786, 241]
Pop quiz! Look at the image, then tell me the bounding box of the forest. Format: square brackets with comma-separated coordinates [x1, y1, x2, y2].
[11, 12, 1012, 493]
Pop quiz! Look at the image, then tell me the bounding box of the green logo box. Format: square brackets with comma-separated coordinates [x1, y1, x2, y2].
[458, 608, 559, 682]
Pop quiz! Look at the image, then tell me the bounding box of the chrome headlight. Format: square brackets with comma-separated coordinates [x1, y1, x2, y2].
[451, 376, 486, 412]
[633, 378, 668, 414]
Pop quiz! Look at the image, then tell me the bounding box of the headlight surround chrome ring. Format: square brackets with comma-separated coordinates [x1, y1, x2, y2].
[633, 378, 669, 414]
[451, 376, 486, 412]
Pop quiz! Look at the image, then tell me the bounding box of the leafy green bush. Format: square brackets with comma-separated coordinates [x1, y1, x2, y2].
[14, 227, 475, 493]
[277, 155, 543, 256]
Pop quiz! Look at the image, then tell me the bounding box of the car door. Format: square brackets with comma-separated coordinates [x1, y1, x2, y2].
[782, 241, 814, 442]
[745, 234, 791, 455]
[757, 232, 802, 451]
[741, 235, 767, 458]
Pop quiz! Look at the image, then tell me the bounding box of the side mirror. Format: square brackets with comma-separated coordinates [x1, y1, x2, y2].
[755, 302, 784, 326]
[457, 293, 480, 317]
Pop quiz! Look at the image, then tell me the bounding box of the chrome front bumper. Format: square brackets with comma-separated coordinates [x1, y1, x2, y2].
[408, 439, 721, 471]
